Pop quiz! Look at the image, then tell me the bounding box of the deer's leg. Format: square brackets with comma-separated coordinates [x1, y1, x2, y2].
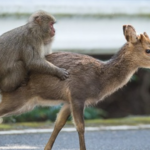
[0, 96, 26, 117]
[0, 101, 17, 117]
[71, 101, 86, 150]
[0, 102, 21, 117]
[44, 103, 71, 150]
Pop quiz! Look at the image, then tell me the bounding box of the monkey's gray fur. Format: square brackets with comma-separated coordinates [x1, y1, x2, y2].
[0, 10, 69, 92]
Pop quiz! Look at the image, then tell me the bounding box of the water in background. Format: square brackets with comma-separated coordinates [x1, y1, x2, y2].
[0, 0, 150, 54]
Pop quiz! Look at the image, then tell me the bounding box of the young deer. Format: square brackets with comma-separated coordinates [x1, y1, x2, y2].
[0, 25, 150, 150]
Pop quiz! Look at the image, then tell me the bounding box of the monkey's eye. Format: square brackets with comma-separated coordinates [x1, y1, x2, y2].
[50, 21, 55, 25]
[146, 49, 150, 53]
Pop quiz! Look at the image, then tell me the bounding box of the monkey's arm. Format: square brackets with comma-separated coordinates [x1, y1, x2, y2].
[23, 48, 69, 80]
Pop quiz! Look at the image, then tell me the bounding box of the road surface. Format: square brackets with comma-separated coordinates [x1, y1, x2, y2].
[0, 129, 150, 150]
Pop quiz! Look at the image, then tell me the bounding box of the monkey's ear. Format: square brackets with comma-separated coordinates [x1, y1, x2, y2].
[34, 16, 42, 25]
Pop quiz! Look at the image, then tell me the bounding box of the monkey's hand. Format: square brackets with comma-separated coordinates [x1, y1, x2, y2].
[56, 68, 69, 80]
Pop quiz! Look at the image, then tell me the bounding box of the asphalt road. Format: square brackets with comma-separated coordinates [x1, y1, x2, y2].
[0, 129, 150, 150]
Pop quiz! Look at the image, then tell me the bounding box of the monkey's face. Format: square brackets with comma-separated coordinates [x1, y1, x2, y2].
[41, 16, 56, 37]
[31, 11, 56, 38]
[49, 21, 55, 37]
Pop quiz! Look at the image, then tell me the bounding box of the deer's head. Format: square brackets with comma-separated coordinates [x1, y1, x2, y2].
[123, 25, 150, 68]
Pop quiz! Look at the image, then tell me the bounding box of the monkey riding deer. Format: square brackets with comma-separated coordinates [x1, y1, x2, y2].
[0, 10, 68, 92]
[0, 25, 150, 150]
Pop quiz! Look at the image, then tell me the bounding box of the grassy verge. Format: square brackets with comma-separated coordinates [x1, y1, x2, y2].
[0, 116, 150, 131]
[0, 121, 54, 130]
[84, 116, 150, 126]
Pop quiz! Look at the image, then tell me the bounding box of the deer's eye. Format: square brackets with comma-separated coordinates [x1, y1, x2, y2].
[146, 49, 150, 53]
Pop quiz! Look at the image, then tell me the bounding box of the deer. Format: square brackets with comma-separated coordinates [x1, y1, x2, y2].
[0, 25, 150, 150]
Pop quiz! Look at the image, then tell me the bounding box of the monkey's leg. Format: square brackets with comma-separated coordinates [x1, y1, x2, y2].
[71, 100, 86, 150]
[0, 61, 27, 92]
[44, 103, 71, 150]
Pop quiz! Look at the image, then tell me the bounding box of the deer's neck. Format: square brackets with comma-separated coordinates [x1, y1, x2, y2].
[99, 44, 138, 100]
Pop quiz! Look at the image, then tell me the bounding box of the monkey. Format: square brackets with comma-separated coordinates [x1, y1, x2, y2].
[0, 10, 69, 92]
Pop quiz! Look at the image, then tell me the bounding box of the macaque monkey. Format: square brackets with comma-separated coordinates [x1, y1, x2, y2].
[0, 10, 69, 92]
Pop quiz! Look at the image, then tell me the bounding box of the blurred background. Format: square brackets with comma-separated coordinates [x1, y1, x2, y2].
[1, 0, 150, 123]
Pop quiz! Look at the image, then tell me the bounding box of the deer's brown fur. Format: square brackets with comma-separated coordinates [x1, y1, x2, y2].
[0, 25, 150, 150]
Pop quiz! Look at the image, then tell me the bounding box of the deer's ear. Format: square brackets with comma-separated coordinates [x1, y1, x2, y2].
[140, 34, 149, 46]
[143, 32, 150, 39]
[123, 25, 138, 43]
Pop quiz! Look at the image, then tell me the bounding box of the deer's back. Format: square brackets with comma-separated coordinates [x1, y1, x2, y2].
[27, 52, 103, 102]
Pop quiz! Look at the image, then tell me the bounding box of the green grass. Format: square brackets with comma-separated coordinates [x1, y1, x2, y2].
[1, 116, 150, 130]
[0, 124, 13, 130]
[85, 116, 150, 126]
[0, 121, 54, 131]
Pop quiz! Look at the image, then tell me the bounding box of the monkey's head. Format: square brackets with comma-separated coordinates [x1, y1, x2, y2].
[29, 10, 56, 38]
